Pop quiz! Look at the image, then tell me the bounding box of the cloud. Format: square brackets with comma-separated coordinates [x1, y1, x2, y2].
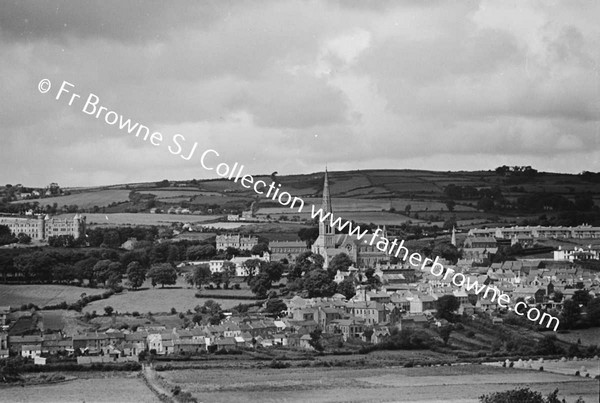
[0, 1, 598, 187]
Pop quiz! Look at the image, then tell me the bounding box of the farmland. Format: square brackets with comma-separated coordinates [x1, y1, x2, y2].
[12, 189, 131, 209]
[158, 363, 599, 403]
[0, 284, 104, 307]
[1, 372, 160, 403]
[82, 286, 251, 315]
[10, 169, 600, 230]
[82, 213, 221, 226]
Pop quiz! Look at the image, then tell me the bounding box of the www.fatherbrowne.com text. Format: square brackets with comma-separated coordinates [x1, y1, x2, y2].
[39, 78, 560, 331]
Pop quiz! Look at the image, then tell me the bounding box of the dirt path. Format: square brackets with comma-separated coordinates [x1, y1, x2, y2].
[142, 363, 174, 402]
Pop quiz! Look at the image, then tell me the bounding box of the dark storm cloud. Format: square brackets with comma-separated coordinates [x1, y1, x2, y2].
[0, 0, 230, 42]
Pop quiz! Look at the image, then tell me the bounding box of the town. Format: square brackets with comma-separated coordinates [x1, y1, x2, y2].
[0, 170, 599, 375]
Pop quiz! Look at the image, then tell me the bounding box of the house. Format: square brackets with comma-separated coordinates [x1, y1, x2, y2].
[0, 333, 8, 358]
[43, 337, 73, 354]
[214, 337, 237, 351]
[371, 328, 391, 344]
[8, 335, 43, 353]
[21, 344, 42, 358]
[346, 301, 387, 325]
[34, 356, 47, 366]
[0, 306, 10, 327]
[400, 314, 428, 329]
[174, 339, 205, 354]
[271, 334, 288, 346]
[299, 334, 313, 349]
[327, 318, 365, 340]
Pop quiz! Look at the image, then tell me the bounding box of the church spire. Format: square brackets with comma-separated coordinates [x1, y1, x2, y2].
[322, 168, 332, 214]
[451, 226, 456, 247]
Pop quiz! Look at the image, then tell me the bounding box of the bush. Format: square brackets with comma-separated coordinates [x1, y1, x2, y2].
[479, 387, 553, 403]
[132, 311, 140, 317]
[269, 359, 290, 369]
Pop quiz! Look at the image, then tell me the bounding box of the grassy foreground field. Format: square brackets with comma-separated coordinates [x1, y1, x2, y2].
[0, 284, 104, 307]
[159, 364, 598, 403]
[1, 372, 160, 403]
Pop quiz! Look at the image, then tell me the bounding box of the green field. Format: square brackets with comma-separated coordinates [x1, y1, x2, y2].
[2, 373, 159, 403]
[0, 284, 104, 307]
[158, 363, 598, 403]
[12, 189, 131, 209]
[83, 213, 221, 226]
[82, 284, 253, 315]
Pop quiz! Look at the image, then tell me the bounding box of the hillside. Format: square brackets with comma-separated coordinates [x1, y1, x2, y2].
[5, 168, 600, 228]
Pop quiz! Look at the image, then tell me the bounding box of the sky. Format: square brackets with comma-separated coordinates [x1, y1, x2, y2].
[0, 0, 598, 187]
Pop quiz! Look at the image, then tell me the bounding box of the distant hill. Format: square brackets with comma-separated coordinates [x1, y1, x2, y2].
[7, 169, 600, 227]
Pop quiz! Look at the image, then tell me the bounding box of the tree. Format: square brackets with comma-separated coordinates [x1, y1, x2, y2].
[106, 273, 122, 290]
[436, 295, 460, 321]
[92, 259, 113, 286]
[188, 264, 211, 288]
[147, 263, 177, 288]
[439, 325, 453, 345]
[192, 313, 203, 325]
[186, 244, 216, 260]
[477, 197, 494, 212]
[560, 299, 581, 328]
[221, 261, 237, 288]
[126, 261, 146, 289]
[327, 253, 353, 279]
[336, 277, 356, 300]
[586, 297, 600, 326]
[363, 328, 374, 343]
[308, 329, 324, 351]
[572, 290, 591, 307]
[249, 271, 272, 298]
[200, 300, 222, 316]
[298, 227, 319, 247]
[16, 233, 31, 245]
[211, 271, 223, 288]
[102, 230, 121, 248]
[479, 387, 564, 403]
[431, 242, 461, 264]
[404, 204, 412, 216]
[364, 268, 382, 290]
[244, 258, 267, 279]
[265, 299, 287, 317]
[14, 251, 55, 282]
[552, 291, 563, 303]
[445, 200, 456, 212]
[303, 269, 337, 298]
[104, 306, 114, 316]
[0, 225, 16, 246]
[264, 261, 284, 283]
[251, 243, 269, 257]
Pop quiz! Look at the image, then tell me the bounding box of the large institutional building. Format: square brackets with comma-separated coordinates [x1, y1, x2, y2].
[468, 225, 600, 240]
[0, 214, 86, 241]
[311, 170, 389, 268]
[215, 234, 259, 251]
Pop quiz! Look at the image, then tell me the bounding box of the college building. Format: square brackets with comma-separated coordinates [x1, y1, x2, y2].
[215, 234, 259, 251]
[0, 214, 86, 241]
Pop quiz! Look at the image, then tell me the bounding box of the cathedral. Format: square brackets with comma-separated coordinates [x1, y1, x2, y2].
[311, 170, 390, 269]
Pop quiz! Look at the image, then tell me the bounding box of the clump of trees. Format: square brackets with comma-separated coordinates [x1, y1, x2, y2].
[479, 388, 579, 403]
[147, 263, 177, 288]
